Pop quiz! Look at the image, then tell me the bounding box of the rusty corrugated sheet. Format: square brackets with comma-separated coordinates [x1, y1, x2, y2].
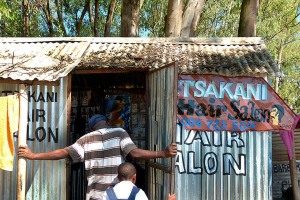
[0, 77, 68, 200]
[272, 130, 300, 161]
[0, 37, 279, 83]
[175, 129, 272, 200]
[0, 40, 89, 81]
[82, 37, 278, 77]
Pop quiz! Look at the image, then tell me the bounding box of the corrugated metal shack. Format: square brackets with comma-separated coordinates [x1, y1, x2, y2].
[0, 37, 290, 200]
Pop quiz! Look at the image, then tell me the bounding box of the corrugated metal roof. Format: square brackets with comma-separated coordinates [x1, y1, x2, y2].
[0, 37, 279, 82]
[0, 40, 89, 81]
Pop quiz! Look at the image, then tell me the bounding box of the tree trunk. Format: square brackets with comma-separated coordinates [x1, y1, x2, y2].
[42, 0, 55, 36]
[165, 0, 183, 37]
[22, 0, 30, 37]
[180, 0, 205, 37]
[76, 0, 90, 36]
[54, 0, 67, 36]
[238, 0, 260, 37]
[89, 2, 95, 36]
[104, 0, 116, 37]
[121, 0, 143, 37]
[94, 0, 99, 37]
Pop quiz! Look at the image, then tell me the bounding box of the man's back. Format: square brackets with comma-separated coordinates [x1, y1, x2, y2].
[65, 128, 137, 200]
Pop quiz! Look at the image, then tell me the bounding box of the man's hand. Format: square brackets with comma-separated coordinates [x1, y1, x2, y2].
[164, 143, 177, 158]
[18, 145, 70, 160]
[18, 145, 34, 160]
[168, 193, 176, 200]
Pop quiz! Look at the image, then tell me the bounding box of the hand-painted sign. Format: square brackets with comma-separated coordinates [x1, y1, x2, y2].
[177, 74, 296, 132]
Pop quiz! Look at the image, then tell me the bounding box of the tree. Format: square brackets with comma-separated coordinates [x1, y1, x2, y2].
[0, 1, 23, 36]
[104, 0, 116, 36]
[22, 0, 30, 36]
[165, 0, 204, 37]
[54, 0, 67, 36]
[140, 0, 168, 37]
[76, 0, 90, 36]
[165, 0, 183, 37]
[196, 0, 242, 37]
[121, 0, 143, 37]
[238, 0, 260, 36]
[257, 0, 300, 112]
[0, 1, 299, 107]
[181, 0, 205, 37]
[41, 0, 55, 36]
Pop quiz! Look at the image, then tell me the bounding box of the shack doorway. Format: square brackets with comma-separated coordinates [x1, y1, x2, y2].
[69, 71, 148, 200]
[68, 62, 178, 200]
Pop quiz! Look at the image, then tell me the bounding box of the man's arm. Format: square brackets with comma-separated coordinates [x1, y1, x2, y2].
[129, 143, 177, 160]
[18, 145, 70, 160]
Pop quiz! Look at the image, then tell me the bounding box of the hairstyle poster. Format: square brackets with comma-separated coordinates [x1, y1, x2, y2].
[105, 95, 130, 131]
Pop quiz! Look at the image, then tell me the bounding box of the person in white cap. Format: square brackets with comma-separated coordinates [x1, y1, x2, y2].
[18, 114, 177, 200]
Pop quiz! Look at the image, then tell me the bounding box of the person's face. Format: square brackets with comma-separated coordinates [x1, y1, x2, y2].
[271, 107, 278, 118]
[270, 107, 279, 125]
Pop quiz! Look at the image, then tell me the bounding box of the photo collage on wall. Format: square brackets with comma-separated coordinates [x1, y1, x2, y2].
[130, 94, 146, 149]
[70, 90, 146, 149]
[70, 90, 102, 141]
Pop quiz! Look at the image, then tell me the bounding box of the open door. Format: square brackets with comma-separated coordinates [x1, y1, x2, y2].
[146, 62, 178, 200]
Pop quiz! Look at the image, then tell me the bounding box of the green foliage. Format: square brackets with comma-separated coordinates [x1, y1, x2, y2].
[140, 0, 168, 37]
[59, 0, 121, 37]
[104, 0, 122, 37]
[197, 0, 242, 37]
[257, 0, 299, 55]
[257, 0, 300, 112]
[0, 0, 299, 113]
[278, 41, 300, 113]
[0, 0, 23, 36]
[196, 0, 299, 112]
[0, 0, 123, 37]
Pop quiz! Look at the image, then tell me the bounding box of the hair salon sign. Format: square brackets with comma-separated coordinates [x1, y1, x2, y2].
[177, 74, 296, 132]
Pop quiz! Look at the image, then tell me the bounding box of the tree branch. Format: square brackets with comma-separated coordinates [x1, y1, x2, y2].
[76, 0, 90, 36]
[266, 13, 300, 41]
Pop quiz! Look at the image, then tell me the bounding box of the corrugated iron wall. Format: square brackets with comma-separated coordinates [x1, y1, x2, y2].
[147, 63, 178, 200]
[0, 77, 68, 200]
[272, 130, 300, 161]
[175, 128, 272, 200]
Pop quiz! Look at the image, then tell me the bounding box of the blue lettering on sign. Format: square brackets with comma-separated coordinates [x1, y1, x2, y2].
[232, 120, 256, 131]
[207, 119, 228, 130]
[180, 117, 202, 128]
[184, 120, 257, 132]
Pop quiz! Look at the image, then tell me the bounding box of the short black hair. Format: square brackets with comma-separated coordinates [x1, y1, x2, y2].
[118, 162, 136, 181]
